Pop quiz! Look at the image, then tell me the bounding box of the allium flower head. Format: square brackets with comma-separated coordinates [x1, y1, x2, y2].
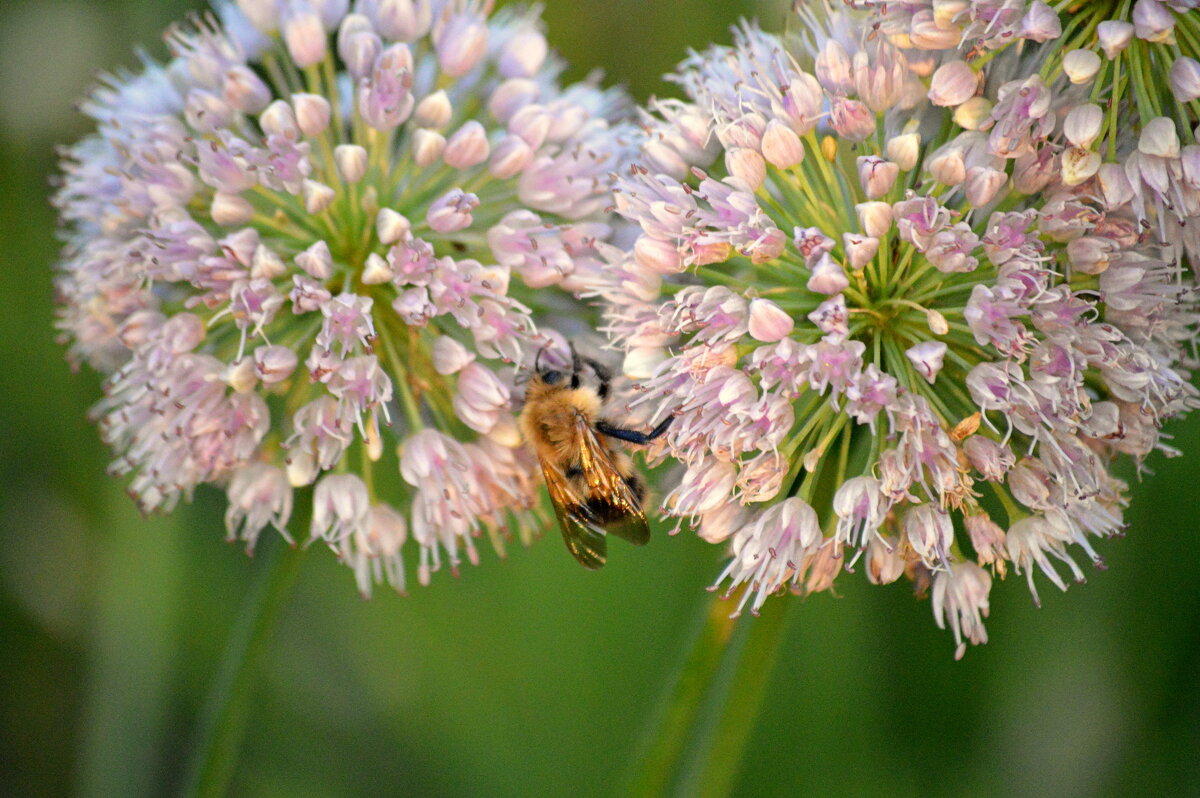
[595, 3, 1200, 656]
[55, 0, 637, 592]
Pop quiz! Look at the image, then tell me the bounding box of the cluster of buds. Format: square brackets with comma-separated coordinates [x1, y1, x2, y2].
[54, 0, 638, 592]
[590, 1, 1200, 656]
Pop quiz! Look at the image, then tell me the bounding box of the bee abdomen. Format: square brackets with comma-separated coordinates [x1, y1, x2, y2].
[623, 473, 646, 504]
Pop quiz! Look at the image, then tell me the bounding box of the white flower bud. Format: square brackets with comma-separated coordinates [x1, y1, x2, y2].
[747, 298, 794, 342]
[412, 128, 446, 167]
[362, 252, 394, 284]
[376, 208, 410, 245]
[928, 144, 966, 186]
[926, 308, 949, 335]
[292, 93, 331, 138]
[252, 244, 287, 280]
[302, 179, 335, 214]
[1018, 0, 1061, 42]
[211, 192, 255, 226]
[334, 144, 368, 183]
[1098, 163, 1135, 207]
[254, 345, 298, 384]
[928, 60, 977, 106]
[906, 341, 947, 383]
[807, 252, 850, 295]
[623, 346, 668, 380]
[965, 166, 1007, 206]
[761, 119, 804, 169]
[885, 132, 920, 171]
[856, 201, 894, 237]
[414, 89, 452, 128]
[296, 240, 333, 279]
[1098, 20, 1134, 59]
[857, 156, 899, 199]
[1139, 116, 1180, 159]
[953, 97, 993, 131]
[284, 6, 327, 68]
[844, 234, 880, 270]
[260, 99, 299, 139]
[431, 335, 474, 375]
[499, 30, 548, 78]
[1064, 103, 1104, 148]
[1132, 0, 1176, 43]
[1063, 49, 1101, 83]
[443, 120, 490, 169]
[725, 147, 766, 191]
[1170, 57, 1200, 102]
[226, 357, 257, 393]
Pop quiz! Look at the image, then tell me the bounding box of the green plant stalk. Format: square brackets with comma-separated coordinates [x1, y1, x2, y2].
[178, 501, 309, 798]
[624, 590, 793, 798]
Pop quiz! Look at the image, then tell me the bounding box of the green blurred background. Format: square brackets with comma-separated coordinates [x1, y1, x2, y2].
[1, 1, 1199, 796]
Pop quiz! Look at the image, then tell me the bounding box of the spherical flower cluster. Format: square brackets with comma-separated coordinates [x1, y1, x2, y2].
[593, 3, 1200, 656]
[54, 0, 638, 592]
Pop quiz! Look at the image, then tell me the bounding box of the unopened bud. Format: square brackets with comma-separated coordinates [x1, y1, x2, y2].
[499, 30, 548, 78]
[1139, 116, 1180, 159]
[747, 298, 794, 342]
[260, 99, 299, 139]
[283, 6, 327, 68]
[443, 120, 490, 169]
[928, 60, 977, 106]
[761, 119, 804, 169]
[362, 252, 394, 284]
[293, 93, 332, 138]
[844, 234, 880, 270]
[953, 97, 993, 130]
[885, 132, 920, 171]
[212, 192, 254, 226]
[488, 135, 534, 179]
[1170, 57, 1200, 102]
[725, 147, 767, 191]
[1098, 20, 1134, 59]
[376, 208, 410, 245]
[1064, 103, 1104, 148]
[412, 128, 446, 166]
[302, 179, 335, 214]
[414, 89, 452, 128]
[296, 240, 333, 279]
[334, 144, 368, 183]
[856, 201, 894, 237]
[857, 156, 899, 199]
[1063, 49, 1101, 83]
[807, 252, 850, 295]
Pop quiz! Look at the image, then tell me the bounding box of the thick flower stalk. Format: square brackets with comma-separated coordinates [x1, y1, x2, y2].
[593, 2, 1200, 656]
[54, 0, 637, 592]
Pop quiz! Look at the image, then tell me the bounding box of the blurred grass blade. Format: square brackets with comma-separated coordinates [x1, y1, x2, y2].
[179, 527, 305, 798]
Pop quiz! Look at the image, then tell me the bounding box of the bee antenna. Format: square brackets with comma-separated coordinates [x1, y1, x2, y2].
[569, 342, 581, 378]
[535, 346, 545, 374]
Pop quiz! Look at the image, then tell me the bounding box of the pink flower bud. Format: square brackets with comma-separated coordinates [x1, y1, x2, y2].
[375, 208, 410, 245]
[1132, 0, 1176, 42]
[761, 119, 804, 169]
[747, 298, 794, 342]
[1139, 116, 1180, 158]
[1098, 163, 1134, 207]
[284, 6, 327, 68]
[488, 78, 539, 124]
[443, 120, 490, 169]
[252, 244, 287, 280]
[340, 30, 381, 79]
[292, 93, 331, 137]
[963, 436, 1014, 481]
[1098, 20, 1134, 59]
[634, 235, 684, 274]
[411, 128, 446, 166]
[1066, 236, 1117, 274]
[414, 89, 452, 128]
[856, 201, 893, 237]
[1018, 1, 1062, 42]
[843, 234, 880, 270]
[254, 345, 299, 384]
[965, 166, 1007, 206]
[857, 156, 899, 199]
[223, 64, 271, 113]
[1063, 49, 1101, 83]
[508, 104, 551, 149]
[725, 147, 766, 191]
[296, 240, 333, 279]
[426, 188, 478, 233]
[334, 144, 367, 182]
[371, 0, 433, 41]
[829, 98, 875, 142]
[453, 362, 510, 433]
[488, 134, 534, 179]
[905, 341, 947, 383]
[807, 252, 850, 295]
[211, 192, 255, 226]
[929, 60, 977, 107]
[815, 39, 853, 94]
[1170, 57, 1200, 102]
[436, 11, 488, 77]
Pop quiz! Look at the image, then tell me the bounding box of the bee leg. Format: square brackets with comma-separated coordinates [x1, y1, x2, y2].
[595, 415, 674, 445]
[582, 356, 612, 399]
[569, 343, 583, 389]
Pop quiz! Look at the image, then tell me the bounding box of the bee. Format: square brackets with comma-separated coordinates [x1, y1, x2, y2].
[519, 347, 673, 569]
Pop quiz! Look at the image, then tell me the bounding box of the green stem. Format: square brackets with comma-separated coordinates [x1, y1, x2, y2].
[178, 510, 308, 798]
[672, 597, 792, 798]
[624, 593, 792, 798]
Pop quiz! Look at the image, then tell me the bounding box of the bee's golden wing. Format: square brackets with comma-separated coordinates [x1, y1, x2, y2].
[573, 414, 651, 548]
[541, 460, 608, 569]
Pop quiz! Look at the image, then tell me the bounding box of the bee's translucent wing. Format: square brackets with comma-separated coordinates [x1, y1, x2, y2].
[573, 414, 651, 548]
[542, 461, 607, 569]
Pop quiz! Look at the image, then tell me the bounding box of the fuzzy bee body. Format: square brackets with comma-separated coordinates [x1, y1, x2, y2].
[518, 352, 671, 569]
